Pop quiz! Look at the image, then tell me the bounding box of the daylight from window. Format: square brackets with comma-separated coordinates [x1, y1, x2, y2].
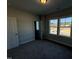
[49, 19, 58, 34]
[59, 17, 72, 37]
[36, 21, 39, 30]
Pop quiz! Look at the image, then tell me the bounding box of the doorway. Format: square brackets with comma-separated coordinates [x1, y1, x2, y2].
[34, 21, 41, 40]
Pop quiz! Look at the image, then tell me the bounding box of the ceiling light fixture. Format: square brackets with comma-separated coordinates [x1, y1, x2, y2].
[40, 0, 47, 4]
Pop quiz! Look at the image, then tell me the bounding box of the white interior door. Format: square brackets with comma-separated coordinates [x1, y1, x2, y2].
[7, 17, 19, 49]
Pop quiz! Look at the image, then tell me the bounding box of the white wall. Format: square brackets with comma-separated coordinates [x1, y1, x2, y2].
[7, 7, 37, 49]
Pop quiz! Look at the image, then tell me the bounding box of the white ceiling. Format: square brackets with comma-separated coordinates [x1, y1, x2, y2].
[7, 0, 72, 15]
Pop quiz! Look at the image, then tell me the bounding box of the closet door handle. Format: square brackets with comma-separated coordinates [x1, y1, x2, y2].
[15, 33, 18, 36]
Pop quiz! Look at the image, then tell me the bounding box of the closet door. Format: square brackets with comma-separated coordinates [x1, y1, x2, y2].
[7, 17, 19, 49]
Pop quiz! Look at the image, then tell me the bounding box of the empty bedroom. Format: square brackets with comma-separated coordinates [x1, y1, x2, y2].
[7, 0, 72, 59]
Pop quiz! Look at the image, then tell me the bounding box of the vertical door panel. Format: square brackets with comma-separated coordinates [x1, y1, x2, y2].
[7, 17, 19, 49]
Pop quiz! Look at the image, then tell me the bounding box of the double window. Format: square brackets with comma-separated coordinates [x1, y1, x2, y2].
[49, 19, 58, 34]
[49, 17, 72, 37]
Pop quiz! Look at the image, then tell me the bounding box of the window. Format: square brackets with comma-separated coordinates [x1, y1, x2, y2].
[59, 17, 72, 37]
[49, 19, 58, 34]
[36, 21, 39, 30]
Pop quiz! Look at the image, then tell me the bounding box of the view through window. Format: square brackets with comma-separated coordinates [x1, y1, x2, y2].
[36, 21, 39, 30]
[59, 17, 72, 37]
[49, 19, 58, 34]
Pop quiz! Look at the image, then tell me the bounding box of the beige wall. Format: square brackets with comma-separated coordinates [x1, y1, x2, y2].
[7, 7, 37, 48]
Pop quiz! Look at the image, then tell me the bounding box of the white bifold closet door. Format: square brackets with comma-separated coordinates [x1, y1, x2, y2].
[7, 17, 19, 49]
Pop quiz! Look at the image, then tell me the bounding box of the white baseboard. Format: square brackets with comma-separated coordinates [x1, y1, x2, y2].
[19, 39, 35, 45]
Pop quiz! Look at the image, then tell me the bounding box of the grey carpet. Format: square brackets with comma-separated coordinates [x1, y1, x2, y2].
[7, 40, 72, 59]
